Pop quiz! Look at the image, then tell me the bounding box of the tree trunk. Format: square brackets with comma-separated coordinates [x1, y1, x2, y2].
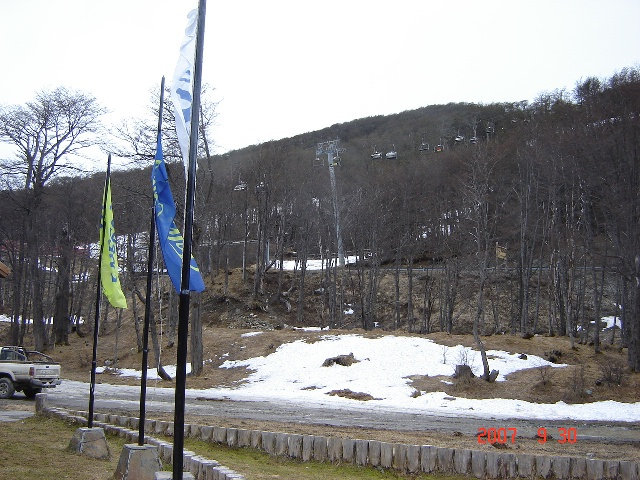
[167, 288, 178, 348]
[27, 210, 47, 351]
[131, 290, 143, 352]
[394, 248, 401, 330]
[443, 260, 459, 334]
[253, 185, 269, 298]
[474, 263, 491, 380]
[365, 259, 381, 330]
[630, 256, 640, 371]
[242, 190, 249, 283]
[100, 301, 110, 336]
[19, 282, 30, 344]
[421, 274, 434, 334]
[53, 227, 72, 346]
[113, 308, 122, 367]
[190, 292, 203, 376]
[71, 258, 90, 336]
[296, 249, 308, 325]
[133, 287, 170, 380]
[223, 214, 230, 296]
[10, 234, 27, 345]
[407, 253, 414, 333]
[621, 278, 630, 348]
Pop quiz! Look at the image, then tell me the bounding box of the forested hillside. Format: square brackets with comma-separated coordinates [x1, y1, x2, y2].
[1, 68, 640, 372]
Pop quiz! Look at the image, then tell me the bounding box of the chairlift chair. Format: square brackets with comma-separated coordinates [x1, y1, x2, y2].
[370, 145, 382, 159]
[386, 144, 397, 159]
[233, 175, 247, 191]
[419, 138, 430, 152]
[435, 144, 444, 152]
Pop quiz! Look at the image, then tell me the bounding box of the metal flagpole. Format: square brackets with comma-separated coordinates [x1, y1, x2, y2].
[88, 154, 112, 428]
[138, 205, 155, 445]
[173, 0, 206, 477]
[138, 76, 164, 446]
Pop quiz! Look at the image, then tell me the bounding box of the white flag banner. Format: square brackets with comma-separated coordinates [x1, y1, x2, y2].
[171, 9, 198, 172]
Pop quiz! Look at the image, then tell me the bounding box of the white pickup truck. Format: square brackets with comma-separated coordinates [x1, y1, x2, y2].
[0, 346, 61, 399]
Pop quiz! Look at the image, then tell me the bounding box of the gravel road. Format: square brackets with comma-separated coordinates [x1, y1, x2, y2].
[40, 380, 640, 446]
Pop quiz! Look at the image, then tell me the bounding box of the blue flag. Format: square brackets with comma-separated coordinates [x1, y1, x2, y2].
[151, 136, 205, 293]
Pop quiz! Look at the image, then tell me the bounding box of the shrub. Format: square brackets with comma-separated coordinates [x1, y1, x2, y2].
[536, 363, 555, 385]
[599, 358, 627, 386]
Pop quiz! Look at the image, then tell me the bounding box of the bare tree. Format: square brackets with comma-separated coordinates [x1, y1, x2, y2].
[110, 82, 217, 169]
[0, 87, 105, 351]
[515, 146, 544, 336]
[575, 69, 640, 368]
[461, 144, 505, 381]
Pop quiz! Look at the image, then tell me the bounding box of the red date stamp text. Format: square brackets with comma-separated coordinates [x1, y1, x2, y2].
[477, 427, 578, 445]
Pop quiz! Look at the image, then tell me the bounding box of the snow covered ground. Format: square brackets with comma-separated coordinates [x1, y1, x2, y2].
[3, 314, 638, 422]
[99, 329, 639, 422]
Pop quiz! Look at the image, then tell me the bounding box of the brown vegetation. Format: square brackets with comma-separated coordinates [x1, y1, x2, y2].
[1, 290, 639, 462]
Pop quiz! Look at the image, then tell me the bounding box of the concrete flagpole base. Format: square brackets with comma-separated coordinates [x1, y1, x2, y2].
[114, 444, 163, 480]
[154, 473, 194, 479]
[35, 392, 47, 413]
[68, 427, 111, 459]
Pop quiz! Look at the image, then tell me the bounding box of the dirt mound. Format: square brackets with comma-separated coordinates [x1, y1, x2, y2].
[322, 353, 358, 367]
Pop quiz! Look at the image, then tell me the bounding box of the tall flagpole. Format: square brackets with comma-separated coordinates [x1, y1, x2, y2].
[88, 154, 112, 428]
[138, 76, 164, 446]
[138, 206, 155, 445]
[139, 78, 164, 445]
[173, 0, 206, 477]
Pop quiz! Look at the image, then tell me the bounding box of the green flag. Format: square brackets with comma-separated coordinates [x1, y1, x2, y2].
[99, 177, 127, 308]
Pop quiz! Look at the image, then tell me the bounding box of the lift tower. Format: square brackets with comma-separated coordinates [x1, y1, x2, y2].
[316, 139, 345, 267]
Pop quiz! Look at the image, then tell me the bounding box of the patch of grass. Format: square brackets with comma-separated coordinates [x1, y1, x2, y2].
[0, 413, 463, 480]
[183, 436, 467, 480]
[0, 415, 128, 480]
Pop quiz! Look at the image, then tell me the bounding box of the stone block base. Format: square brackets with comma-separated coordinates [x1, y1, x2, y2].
[68, 427, 110, 459]
[114, 444, 162, 480]
[154, 473, 194, 479]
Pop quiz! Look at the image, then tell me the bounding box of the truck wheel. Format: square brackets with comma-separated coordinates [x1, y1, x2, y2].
[0, 378, 15, 399]
[23, 387, 42, 399]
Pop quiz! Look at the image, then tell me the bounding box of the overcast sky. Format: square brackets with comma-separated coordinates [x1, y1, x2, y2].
[1, 0, 639, 169]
